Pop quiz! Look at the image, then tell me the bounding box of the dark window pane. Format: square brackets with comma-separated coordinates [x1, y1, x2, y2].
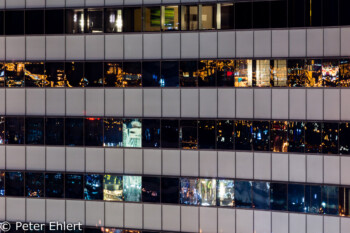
[104, 62, 123, 87]
[103, 175, 123, 201]
[5, 172, 24, 196]
[288, 184, 305, 212]
[198, 60, 216, 87]
[305, 122, 322, 153]
[162, 5, 180, 31]
[142, 176, 160, 202]
[123, 119, 142, 148]
[270, 183, 287, 211]
[86, 9, 103, 33]
[0, 11, 4, 35]
[25, 172, 44, 197]
[5, 117, 24, 144]
[123, 62, 142, 87]
[322, 60, 339, 87]
[340, 59, 350, 87]
[5, 11, 24, 35]
[123, 176, 141, 202]
[161, 177, 179, 204]
[45, 62, 65, 87]
[84, 174, 103, 200]
[322, 123, 339, 154]
[180, 178, 199, 205]
[123, 7, 142, 32]
[340, 122, 350, 154]
[104, 118, 123, 147]
[85, 118, 103, 146]
[143, 7, 161, 32]
[25, 10, 44, 34]
[305, 59, 322, 87]
[180, 120, 197, 149]
[288, 0, 305, 27]
[253, 182, 270, 210]
[26, 117, 44, 145]
[45, 118, 64, 145]
[25, 62, 44, 87]
[253, 1, 270, 28]
[45, 173, 64, 198]
[235, 2, 252, 29]
[45, 10, 64, 34]
[142, 61, 160, 87]
[235, 120, 252, 150]
[161, 120, 179, 148]
[217, 179, 235, 207]
[65, 62, 84, 87]
[180, 60, 198, 87]
[200, 5, 216, 30]
[322, 186, 339, 215]
[66, 9, 85, 33]
[340, 0, 350, 25]
[270, 0, 287, 28]
[288, 59, 307, 87]
[5, 62, 25, 87]
[198, 179, 217, 206]
[0, 117, 4, 145]
[0, 172, 4, 196]
[65, 118, 84, 146]
[217, 120, 234, 150]
[198, 120, 216, 149]
[305, 185, 322, 214]
[340, 187, 350, 216]
[288, 121, 305, 153]
[235, 180, 252, 208]
[181, 5, 198, 30]
[161, 61, 179, 87]
[105, 8, 123, 33]
[253, 121, 270, 151]
[65, 174, 84, 199]
[305, 0, 322, 27]
[323, 0, 339, 26]
[270, 121, 288, 152]
[142, 119, 160, 148]
[85, 62, 103, 87]
[220, 3, 234, 29]
[217, 60, 235, 86]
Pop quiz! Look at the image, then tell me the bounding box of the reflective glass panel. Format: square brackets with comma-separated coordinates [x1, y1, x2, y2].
[66, 9, 85, 33]
[5, 11, 24, 35]
[340, 187, 350, 216]
[161, 177, 179, 204]
[0, 63, 4, 87]
[270, 183, 287, 211]
[180, 60, 198, 87]
[288, 122, 305, 153]
[220, 3, 234, 29]
[256, 60, 271, 87]
[217, 179, 235, 207]
[104, 118, 123, 147]
[288, 60, 307, 87]
[65, 118, 84, 146]
[85, 62, 103, 87]
[305, 59, 322, 87]
[288, 0, 305, 27]
[142, 119, 160, 148]
[305, 0, 322, 27]
[123, 176, 142, 202]
[235, 120, 252, 150]
[217, 60, 235, 86]
[103, 175, 123, 201]
[25, 62, 44, 87]
[25, 117, 44, 145]
[45, 10, 64, 34]
[84, 174, 103, 200]
[235, 181, 252, 208]
[180, 120, 197, 149]
[25, 172, 44, 198]
[143, 7, 161, 32]
[105, 8, 123, 33]
[198, 179, 216, 206]
[0, 117, 4, 145]
[340, 59, 350, 87]
[235, 60, 253, 87]
[322, 60, 339, 87]
[322, 123, 338, 154]
[161, 120, 179, 148]
[217, 120, 234, 150]
[5, 62, 25, 87]
[161, 61, 179, 87]
[272, 60, 287, 86]
[26, 10, 44, 34]
[142, 176, 160, 203]
[5, 117, 24, 144]
[86, 9, 103, 33]
[288, 184, 305, 212]
[65, 174, 84, 199]
[104, 62, 123, 87]
[305, 185, 322, 214]
[253, 1, 270, 28]
[253, 182, 270, 210]
[322, 186, 339, 215]
[5, 172, 24, 196]
[123, 119, 142, 148]
[162, 6, 180, 31]
[253, 121, 270, 151]
[0, 172, 4, 196]
[180, 178, 200, 205]
[270, 121, 288, 152]
[85, 117, 103, 146]
[235, 2, 252, 29]
[340, 123, 350, 154]
[142, 61, 160, 87]
[198, 60, 216, 86]
[198, 120, 216, 149]
[181, 5, 198, 30]
[45, 62, 65, 87]
[45, 173, 64, 198]
[123, 62, 142, 87]
[200, 5, 216, 30]
[45, 118, 64, 145]
[305, 122, 322, 153]
[65, 62, 85, 87]
[123, 7, 142, 32]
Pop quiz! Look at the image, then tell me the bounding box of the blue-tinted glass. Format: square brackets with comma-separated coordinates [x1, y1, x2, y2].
[142, 119, 160, 148]
[217, 179, 235, 206]
[85, 118, 103, 146]
[45, 173, 64, 198]
[103, 175, 123, 201]
[253, 182, 270, 210]
[198, 120, 216, 149]
[5, 117, 24, 144]
[161, 177, 179, 204]
[142, 176, 160, 203]
[5, 172, 24, 196]
[65, 174, 84, 199]
[45, 118, 64, 145]
[161, 61, 179, 87]
[0, 172, 4, 196]
[253, 121, 270, 151]
[322, 186, 339, 215]
[288, 184, 305, 212]
[123, 176, 141, 202]
[235, 120, 252, 150]
[180, 178, 200, 205]
[270, 183, 287, 211]
[25, 172, 44, 197]
[84, 174, 103, 200]
[25, 117, 44, 144]
[161, 120, 179, 148]
[288, 121, 305, 153]
[0, 117, 4, 144]
[104, 118, 123, 147]
[123, 119, 142, 148]
[235, 181, 252, 208]
[142, 61, 160, 87]
[305, 185, 322, 214]
[65, 118, 84, 146]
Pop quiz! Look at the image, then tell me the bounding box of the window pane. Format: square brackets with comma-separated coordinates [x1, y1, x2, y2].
[323, 0, 339, 26]
[123, 7, 142, 32]
[198, 179, 216, 206]
[5, 172, 24, 196]
[256, 60, 271, 87]
[85, 62, 103, 87]
[0, 117, 5, 145]
[217, 60, 235, 86]
[305, 122, 322, 153]
[340, 122, 350, 154]
[340, 0, 350, 25]
[104, 62, 123, 87]
[198, 120, 216, 149]
[25, 172, 44, 198]
[45, 173, 64, 198]
[235, 2, 252, 29]
[180, 60, 198, 87]
[217, 120, 234, 150]
[288, 59, 307, 87]
[253, 182, 270, 210]
[105, 8, 123, 33]
[25, 62, 44, 87]
[5, 117, 24, 144]
[65, 118, 84, 146]
[180, 178, 200, 205]
[26, 117, 44, 145]
[103, 175, 123, 201]
[0, 63, 5, 87]
[235, 120, 252, 150]
[123, 119, 142, 148]
[272, 60, 287, 87]
[45, 62, 65, 87]
[305, 0, 322, 27]
[162, 6, 180, 31]
[0, 12, 4, 35]
[144, 7, 161, 32]
[322, 186, 339, 215]
[270, 0, 287, 28]
[322, 60, 339, 87]
[65, 62, 84, 87]
[220, 3, 234, 29]
[5, 11, 24, 35]
[253, 1, 270, 28]
[235, 60, 253, 87]
[305, 59, 322, 87]
[123, 62, 142, 87]
[45, 10, 64, 34]
[340, 59, 350, 87]
[25, 10, 44, 34]
[123, 176, 141, 202]
[161, 120, 179, 148]
[181, 5, 198, 30]
[288, 184, 305, 212]
[253, 121, 270, 151]
[0, 172, 4, 196]
[87, 9, 103, 33]
[142, 61, 160, 87]
[305, 185, 322, 214]
[5, 62, 25, 87]
[180, 120, 197, 149]
[161, 177, 179, 204]
[288, 0, 305, 27]
[142, 119, 160, 148]
[200, 5, 216, 30]
[270, 121, 288, 152]
[217, 179, 235, 207]
[322, 123, 339, 154]
[45, 118, 64, 145]
[288, 121, 305, 153]
[65, 174, 84, 199]
[340, 187, 350, 216]
[84, 174, 103, 200]
[66, 9, 85, 33]
[104, 118, 123, 147]
[161, 61, 179, 87]
[142, 176, 160, 203]
[270, 183, 287, 211]
[85, 117, 103, 146]
[198, 60, 216, 87]
[235, 181, 252, 208]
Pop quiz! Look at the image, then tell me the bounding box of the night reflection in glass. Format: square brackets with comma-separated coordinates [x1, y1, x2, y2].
[84, 174, 103, 200]
[122, 62, 142, 87]
[45, 118, 64, 145]
[161, 120, 179, 148]
[104, 62, 123, 87]
[322, 60, 339, 87]
[123, 119, 142, 148]
[142, 119, 160, 148]
[322, 186, 339, 215]
[322, 123, 338, 154]
[305, 122, 322, 153]
[161, 177, 179, 204]
[288, 184, 305, 212]
[288, 122, 305, 153]
[270, 183, 287, 211]
[5, 117, 24, 144]
[45, 62, 65, 87]
[340, 187, 350, 216]
[26, 117, 44, 145]
[180, 60, 198, 87]
[85, 117, 103, 146]
[25, 62, 44, 87]
[235, 120, 252, 150]
[198, 120, 215, 149]
[180, 120, 197, 149]
[235, 181, 252, 208]
[288, 59, 306, 87]
[123, 176, 142, 202]
[142, 176, 160, 203]
[217, 179, 234, 207]
[65, 118, 84, 146]
[217, 120, 234, 149]
[198, 60, 216, 86]
[340, 123, 350, 154]
[65, 62, 85, 87]
[45, 173, 64, 198]
[65, 174, 84, 199]
[103, 175, 123, 201]
[217, 60, 235, 86]
[253, 182, 270, 210]
[5, 62, 25, 87]
[161, 61, 179, 87]
[305, 185, 322, 214]
[104, 118, 123, 147]
[0, 172, 4, 196]
[26, 172, 44, 198]
[198, 179, 216, 206]
[270, 121, 288, 152]
[180, 178, 200, 205]
[253, 121, 269, 151]
[5, 172, 24, 196]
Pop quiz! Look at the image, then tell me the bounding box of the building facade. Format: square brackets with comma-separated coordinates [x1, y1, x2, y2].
[1, 0, 350, 232]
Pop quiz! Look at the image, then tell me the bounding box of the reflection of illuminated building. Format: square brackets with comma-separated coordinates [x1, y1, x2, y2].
[103, 175, 123, 201]
[123, 119, 142, 148]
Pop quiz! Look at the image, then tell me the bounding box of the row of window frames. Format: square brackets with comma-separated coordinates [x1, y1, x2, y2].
[0, 117, 348, 155]
[1, 171, 349, 217]
[3, 59, 350, 88]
